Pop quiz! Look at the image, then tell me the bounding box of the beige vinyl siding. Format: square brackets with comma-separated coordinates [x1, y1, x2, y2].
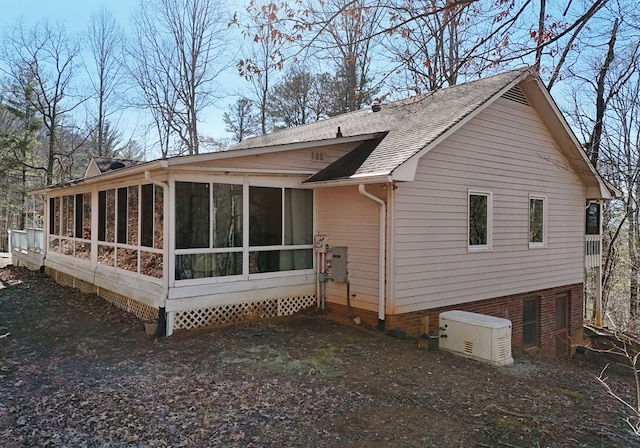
[316, 186, 381, 311]
[393, 97, 586, 313]
[177, 143, 358, 172]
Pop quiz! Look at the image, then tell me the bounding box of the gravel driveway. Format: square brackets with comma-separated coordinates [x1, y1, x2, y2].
[0, 265, 636, 447]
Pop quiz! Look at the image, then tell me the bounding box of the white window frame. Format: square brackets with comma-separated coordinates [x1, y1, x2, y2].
[528, 194, 547, 249]
[170, 176, 315, 285]
[468, 190, 492, 252]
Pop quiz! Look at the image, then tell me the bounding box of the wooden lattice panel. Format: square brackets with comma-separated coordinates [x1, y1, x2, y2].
[98, 288, 129, 309]
[46, 269, 158, 321]
[55, 270, 75, 288]
[128, 299, 157, 321]
[278, 294, 316, 315]
[174, 294, 317, 330]
[96, 287, 157, 321]
[75, 278, 97, 295]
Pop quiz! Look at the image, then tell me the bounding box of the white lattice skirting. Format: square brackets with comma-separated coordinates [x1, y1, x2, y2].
[173, 294, 317, 330]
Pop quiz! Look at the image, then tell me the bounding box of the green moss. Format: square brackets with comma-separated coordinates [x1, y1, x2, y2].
[561, 389, 585, 401]
[494, 416, 527, 429]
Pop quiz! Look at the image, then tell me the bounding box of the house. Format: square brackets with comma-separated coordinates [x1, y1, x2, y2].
[15, 67, 611, 357]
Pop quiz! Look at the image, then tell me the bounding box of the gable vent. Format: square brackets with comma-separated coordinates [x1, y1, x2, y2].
[502, 86, 530, 106]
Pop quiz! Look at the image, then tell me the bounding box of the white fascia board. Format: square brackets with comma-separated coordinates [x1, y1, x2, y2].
[31, 159, 167, 194]
[170, 166, 316, 176]
[303, 173, 393, 189]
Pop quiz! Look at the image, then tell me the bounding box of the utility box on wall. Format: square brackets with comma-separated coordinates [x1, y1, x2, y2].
[329, 247, 348, 283]
[439, 310, 513, 367]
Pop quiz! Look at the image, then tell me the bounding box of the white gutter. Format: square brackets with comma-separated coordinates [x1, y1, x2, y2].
[144, 170, 170, 335]
[358, 184, 386, 328]
[305, 174, 394, 189]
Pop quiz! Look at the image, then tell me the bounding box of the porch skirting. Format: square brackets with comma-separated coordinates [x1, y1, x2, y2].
[45, 266, 317, 333]
[46, 267, 158, 322]
[172, 294, 317, 330]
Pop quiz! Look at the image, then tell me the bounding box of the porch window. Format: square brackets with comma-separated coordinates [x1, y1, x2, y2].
[249, 187, 313, 274]
[529, 195, 546, 248]
[96, 184, 163, 279]
[48, 193, 91, 259]
[175, 181, 244, 280]
[141, 184, 164, 249]
[174, 182, 313, 280]
[468, 190, 492, 251]
[97, 189, 116, 244]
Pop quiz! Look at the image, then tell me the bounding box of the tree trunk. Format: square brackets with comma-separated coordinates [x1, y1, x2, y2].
[587, 18, 618, 168]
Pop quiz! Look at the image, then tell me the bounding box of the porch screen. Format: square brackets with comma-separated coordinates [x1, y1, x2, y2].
[175, 182, 243, 279]
[249, 187, 313, 274]
[174, 182, 313, 280]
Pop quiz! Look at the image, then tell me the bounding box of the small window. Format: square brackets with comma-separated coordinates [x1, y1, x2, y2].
[468, 191, 492, 251]
[522, 298, 539, 348]
[529, 195, 546, 248]
[586, 203, 600, 235]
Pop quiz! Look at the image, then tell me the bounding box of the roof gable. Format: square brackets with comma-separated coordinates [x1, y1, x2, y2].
[234, 68, 531, 179]
[305, 135, 386, 183]
[84, 157, 144, 178]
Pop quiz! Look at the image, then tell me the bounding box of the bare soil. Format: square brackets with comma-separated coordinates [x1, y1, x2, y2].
[0, 265, 637, 447]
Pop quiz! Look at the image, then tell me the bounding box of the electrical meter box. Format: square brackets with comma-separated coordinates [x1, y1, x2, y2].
[330, 247, 348, 282]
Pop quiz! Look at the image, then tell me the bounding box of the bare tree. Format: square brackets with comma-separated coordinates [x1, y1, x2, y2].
[125, 15, 178, 159]
[237, 1, 287, 135]
[309, 0, 383, 112]
[1, 20, 84, 185]
[86, 8, 124, 157]
[128, 0, 231, 156]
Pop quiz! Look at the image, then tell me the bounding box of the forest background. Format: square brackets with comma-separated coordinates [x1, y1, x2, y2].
[1, 0, 639, 331]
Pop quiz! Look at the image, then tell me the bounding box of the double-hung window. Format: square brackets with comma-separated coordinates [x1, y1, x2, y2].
[529, 195, 546, 248]
[468, 190, 492, 251]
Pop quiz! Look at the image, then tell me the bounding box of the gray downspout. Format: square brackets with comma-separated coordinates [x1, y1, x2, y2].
[358, 184, 386, 331]
[144, 170, 169, 336]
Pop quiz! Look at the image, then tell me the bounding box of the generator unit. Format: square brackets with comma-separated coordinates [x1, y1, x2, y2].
[439, 310, 514, 367]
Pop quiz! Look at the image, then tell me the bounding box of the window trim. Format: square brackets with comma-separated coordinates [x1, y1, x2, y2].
[528, 194, 547, 249]
[467, 190, 492, 252]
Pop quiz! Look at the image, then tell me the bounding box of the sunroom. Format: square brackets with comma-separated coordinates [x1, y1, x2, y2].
[37, 161, 319, 335]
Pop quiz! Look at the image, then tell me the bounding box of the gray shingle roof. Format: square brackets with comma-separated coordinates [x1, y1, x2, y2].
[233, 68, 531, 179]
[92, 157, 144, 173]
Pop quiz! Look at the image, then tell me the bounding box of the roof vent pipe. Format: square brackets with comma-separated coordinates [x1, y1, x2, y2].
[371, 100, 381, 112]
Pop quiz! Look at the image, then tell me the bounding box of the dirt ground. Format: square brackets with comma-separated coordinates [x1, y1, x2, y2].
[0, 265, 637, 447]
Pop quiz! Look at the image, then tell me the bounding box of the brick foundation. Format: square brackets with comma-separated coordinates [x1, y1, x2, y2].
[328, 284, 583, 357]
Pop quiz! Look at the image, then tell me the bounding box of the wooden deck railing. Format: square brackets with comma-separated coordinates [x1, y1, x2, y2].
[585, 234, 601, 269]
[9, 228, 44, 254]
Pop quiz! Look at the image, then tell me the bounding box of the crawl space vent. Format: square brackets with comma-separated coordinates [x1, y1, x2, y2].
[502, 86, 530, 106]
[439, 310, 514, 367]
